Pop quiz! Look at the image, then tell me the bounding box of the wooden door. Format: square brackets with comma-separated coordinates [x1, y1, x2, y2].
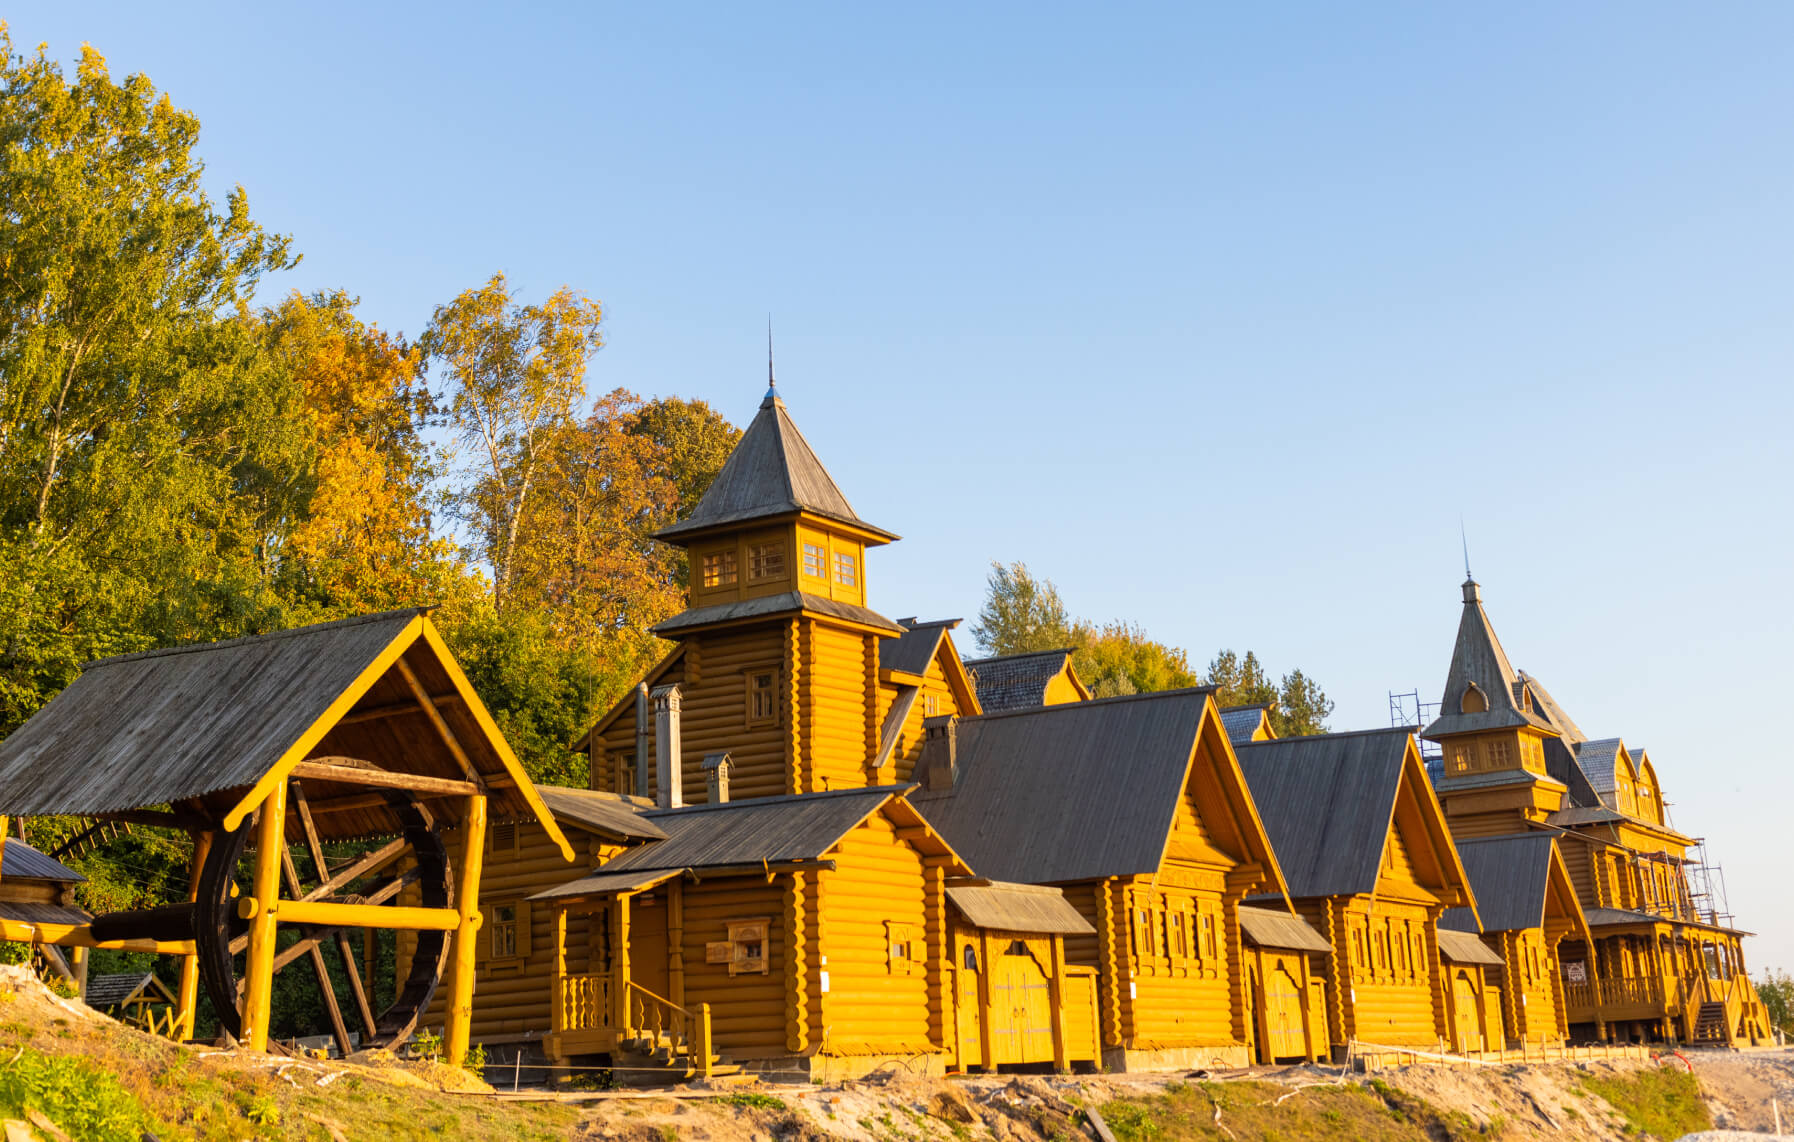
[1265, 959, 1307, 1060]
[1452, 970, 1485, 1053]
[990, 940, 1053, 1064]
[955, 940, 984, 1069]
[630, 897, 670, 1001]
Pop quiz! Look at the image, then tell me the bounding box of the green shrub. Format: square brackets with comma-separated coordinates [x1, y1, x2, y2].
[0, 1045, 155, 1142]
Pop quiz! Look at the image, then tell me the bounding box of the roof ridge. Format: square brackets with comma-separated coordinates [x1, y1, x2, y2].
[641, 783, 916, 817]
[963, 684, 1216, 723]
[81, 607, 430, 670]
[1237, 725, 1412, 747]
[961, 648, 1077, 666]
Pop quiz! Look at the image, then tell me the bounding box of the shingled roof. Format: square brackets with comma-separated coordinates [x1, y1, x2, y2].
[1517, 671, 1586, 744]
[1221, 704, 1273, 744]
[1438, 834, 1558, 933]
[0, 610, 573, 855]
[962, 649, 1079, 713]
[650, 591, 905, 636]
[914, 688, 1282, 891]
[652, 387, 895, 543]
[881, 619, 961, 678]
[0, 841, 83, 884]
[1422, 580, 1557, 740]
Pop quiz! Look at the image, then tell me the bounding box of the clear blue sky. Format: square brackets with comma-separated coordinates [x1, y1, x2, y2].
[14, 3, 1793, 970]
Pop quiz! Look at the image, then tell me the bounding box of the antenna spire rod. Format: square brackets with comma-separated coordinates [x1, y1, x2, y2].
[1460, 518, 1473, 581]
[767, 315, 775, 389]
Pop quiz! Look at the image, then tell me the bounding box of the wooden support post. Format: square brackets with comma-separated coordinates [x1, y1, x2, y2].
[241, 783, 287, 1052]
[444, 793, 487, 1068]
[175, 831, 212, 1041]
[71, 945, 88, 1002]
[1048, 934, 1070, 1074]
[613, 894, 632, 1033]
[552, 906, 568, 1037]
[976, 929, 996, 1069]
[1251, 949, 1272, 1064]
[668, 877, 685, 1009]
[698, 1002, 713, 1079]
[0, 815, 9, 880]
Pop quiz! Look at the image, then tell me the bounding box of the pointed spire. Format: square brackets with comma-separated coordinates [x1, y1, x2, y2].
[1422, 577, 1555, 741]
[765, 315, 778, 404]
[652, 363, 898, 546]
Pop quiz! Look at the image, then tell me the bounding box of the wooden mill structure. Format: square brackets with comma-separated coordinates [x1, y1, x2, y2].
[1423, 578, 1772, 1046]
[0, 609, 573, 1061]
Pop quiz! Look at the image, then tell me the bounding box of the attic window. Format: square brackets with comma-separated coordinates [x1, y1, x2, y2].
[803, 543, 826, 578]
[834, 552, 858, 588]
[1460, 683, 1489, 714]
[701, 550, 737, 588]
[923, 693, 940, 718]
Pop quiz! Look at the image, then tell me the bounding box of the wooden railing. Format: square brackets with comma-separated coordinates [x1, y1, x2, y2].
[623, 982, 713, 1079]
[1563, 975, 1663, 1013]
[558, 972, 611, 1033]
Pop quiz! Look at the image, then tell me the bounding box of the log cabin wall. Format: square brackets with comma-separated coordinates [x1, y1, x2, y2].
[676, 876, 791, 1060]
[802, 620, 880, 794]
[881, 652, 971, 784]
[815, 812, 936, 1056]
[1118, 869, 1236, 1048]
[1333, 897, 1443, 1047]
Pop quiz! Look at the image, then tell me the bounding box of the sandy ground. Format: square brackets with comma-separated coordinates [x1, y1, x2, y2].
[566, 1048, 1794, 1141]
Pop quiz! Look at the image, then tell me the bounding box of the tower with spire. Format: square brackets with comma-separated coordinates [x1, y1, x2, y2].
[584, 379, 911, 803]
[1421, 577, 1570, 836]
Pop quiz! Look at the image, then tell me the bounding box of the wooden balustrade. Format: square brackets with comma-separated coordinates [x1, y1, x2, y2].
[623, 981, 713, 1079]
[558, 973, 611, 1032]
[1563, 975, 1664, 1015]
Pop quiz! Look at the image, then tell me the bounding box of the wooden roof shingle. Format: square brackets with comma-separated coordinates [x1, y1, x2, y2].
[652, 390, 895, 543]
[961, 649, 1078, 714]
[0, 841, 84, 883]
[1438, 834, 1556, 933]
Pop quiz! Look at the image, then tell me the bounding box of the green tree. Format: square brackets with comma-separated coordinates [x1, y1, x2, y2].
[1759, 968, 1794, 1039]
[627, 395, 742, 521]
[1205, 649, 1335, 737]
[1077, 622, 1200, 698]
[421, 273, 603, 606]
[970, 561, 1077, 656]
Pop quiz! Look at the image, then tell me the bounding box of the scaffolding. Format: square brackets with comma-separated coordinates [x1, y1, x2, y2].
[1388, 689, 1441, 759]
[1683, 838, 1734, 929]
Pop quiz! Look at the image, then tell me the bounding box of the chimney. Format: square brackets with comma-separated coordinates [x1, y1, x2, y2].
[651, 684, 683, 809]
[633, 683, 651, 799]
[918, 715, 958, 792]
[703, 752, 733, 804]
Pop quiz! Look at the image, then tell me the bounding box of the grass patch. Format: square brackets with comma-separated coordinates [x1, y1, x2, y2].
[0, 1047, 157, 1141]
[720, 1090, 785, 1110]
[1096, 1079, 1501, 1142]
[1582, 1067, 1712, 1140]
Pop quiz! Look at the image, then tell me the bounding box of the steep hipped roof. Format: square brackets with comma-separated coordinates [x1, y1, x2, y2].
[1439, 834, 1557, 933]
[1237, 728, 1462, 902]
[0, 611, 573, 855]
[962, 649, 1082, 713]
[0, 841, 84, 884]
[652, 389, 895, 543]
[914, 688, 1282, 889]
[1423, 580, 1557, 739]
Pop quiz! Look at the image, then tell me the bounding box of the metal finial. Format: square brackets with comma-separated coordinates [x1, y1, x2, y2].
[1460, 518, 1473, 582]
[765, 315, 777, 399]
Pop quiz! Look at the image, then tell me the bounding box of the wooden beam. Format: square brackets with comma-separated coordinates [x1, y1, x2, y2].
[242, 789, 287, 1052]
[291, 782, 377, 1039]
[395, 657, 487, 791]
[274, 898, 460, 932]
[240, 870, 422, 987]
[333, 693, 465, 727]
[281, 839, 353, 1056]
[682, 859, 836, 882]
[445, 793, 487, 1066]
[289, 761, 479, 799]
[228, 839, 410, 955]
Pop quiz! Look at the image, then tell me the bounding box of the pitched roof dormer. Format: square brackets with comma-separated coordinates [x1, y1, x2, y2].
[1422, 578, 1557, 741]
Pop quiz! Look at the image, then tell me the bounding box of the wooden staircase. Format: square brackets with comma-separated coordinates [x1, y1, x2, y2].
[1690, 1002, 1729, 1043]
[615, 1029, 741, 1083]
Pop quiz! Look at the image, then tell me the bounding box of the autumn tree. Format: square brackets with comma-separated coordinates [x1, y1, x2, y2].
[421, 273, 603, 605]
[627, 396, 742, 522]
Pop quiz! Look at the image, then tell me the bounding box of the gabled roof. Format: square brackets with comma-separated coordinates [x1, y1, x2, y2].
[1221, 704, 1274, 744]
[85, 971, 177, 1009]
[1423, 580, 1557, 739]
[1574, 738, 1627, 797]
[1517, 671, 1586, 744]
[652, 388, 895, 543]
[961, 648, 1086, 713]
[914, 688, 1283, 889]
[1238, 728, 1469, 909]
[0, 610, 573, 856]
[1439, 834, 1556, 932]
[650, 590, 905, 636]
[0, 841, 84, 884]
[881, 619, 960, 677]
[595, 786, 960, 874]
[535, 787, 666, 843]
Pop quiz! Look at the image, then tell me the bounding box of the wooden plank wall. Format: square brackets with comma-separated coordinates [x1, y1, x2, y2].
[817, 814, 934, 1055]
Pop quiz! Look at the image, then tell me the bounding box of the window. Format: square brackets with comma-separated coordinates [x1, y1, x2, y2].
[1447, 744, 1473, 775]
[963, 945, 979, 971]
[1488, 739, 1514, 769]
[747, 671, 778, 725]
[802, 543, 827, 578]
[713, 919, 769, 976]
[834, 551, 858, 588]
[923, 693, 940, 718]
[886, 921, 919, 973]
[701, 549, 737, 588]
[1460, 683, 1489, 714]
[748, 543, 785, 581]
[490, 904, 518, 959]
[1169, 910, 1187, 959]
[1199, 907, 1217, 961]
[488, 821, 519, 857]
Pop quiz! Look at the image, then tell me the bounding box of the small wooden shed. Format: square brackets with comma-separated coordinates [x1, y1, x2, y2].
[86, 972, 180, 1036]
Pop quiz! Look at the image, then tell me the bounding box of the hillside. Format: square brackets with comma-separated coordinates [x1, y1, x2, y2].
[0, 964, 1785, 1142]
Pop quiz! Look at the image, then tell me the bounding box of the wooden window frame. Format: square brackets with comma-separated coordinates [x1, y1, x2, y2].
[745, 668, 780, 727]
[802, 542, 827, 579]
[701, 549, 738, 588]
[747, 542, 786, 582]
[717, 918, 770, 977]
[484, 899, 529, 967]
[833, 550, 858, 588]
[885, 920, 919, 975]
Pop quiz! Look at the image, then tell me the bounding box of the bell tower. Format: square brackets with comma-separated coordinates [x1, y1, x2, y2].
[1422, 578, 1566, 837]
